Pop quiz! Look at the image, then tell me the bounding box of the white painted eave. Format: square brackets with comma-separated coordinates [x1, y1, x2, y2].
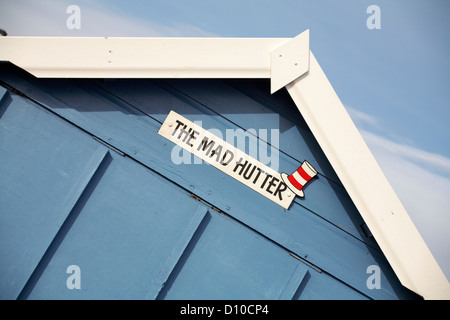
[0, 31, 448, 300]
[0, 35, 297, 81]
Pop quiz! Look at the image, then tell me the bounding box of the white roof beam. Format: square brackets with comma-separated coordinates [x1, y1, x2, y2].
[0, 36, 289, 79]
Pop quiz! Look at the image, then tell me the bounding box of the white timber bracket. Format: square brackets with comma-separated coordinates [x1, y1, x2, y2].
[270, 30, 310, 94]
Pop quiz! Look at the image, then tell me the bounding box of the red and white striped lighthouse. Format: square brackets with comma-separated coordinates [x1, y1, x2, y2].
[281, 160, 317, 197]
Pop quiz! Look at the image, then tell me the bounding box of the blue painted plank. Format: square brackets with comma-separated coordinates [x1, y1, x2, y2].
[158, 211, 309, 300]
[0, 86, 11, 119]
[56, 146, 110, 227]
[278, 262, 308, 300]
[145, 206, 208, 300]
[0, 85, 8, 103]
[0, 94, 109, 299]
[294, 269, 369, 300]
[0, 72, 418, 299]
[25, 150, 209, 299]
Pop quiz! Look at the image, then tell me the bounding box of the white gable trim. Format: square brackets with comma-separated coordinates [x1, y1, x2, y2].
[287, 52, 450, 300]
[0, 33, 309, 90]
[1, 31, 448, 299]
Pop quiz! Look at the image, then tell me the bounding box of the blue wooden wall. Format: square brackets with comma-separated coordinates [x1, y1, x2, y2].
[0, 63, 419, 300]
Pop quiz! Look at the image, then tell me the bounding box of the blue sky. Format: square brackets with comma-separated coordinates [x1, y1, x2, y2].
[1, 0, 449, 280]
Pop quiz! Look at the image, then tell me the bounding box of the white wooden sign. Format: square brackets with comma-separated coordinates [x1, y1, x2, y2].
[158, 111, 297, 209]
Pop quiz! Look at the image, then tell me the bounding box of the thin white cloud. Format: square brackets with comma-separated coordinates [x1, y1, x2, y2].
[0, 0, 216, 37]
[346, 106, 450, 280]
[360, 129, 450, 280]
[346, 106, 381, 130]
[363, 130, 450, 177]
